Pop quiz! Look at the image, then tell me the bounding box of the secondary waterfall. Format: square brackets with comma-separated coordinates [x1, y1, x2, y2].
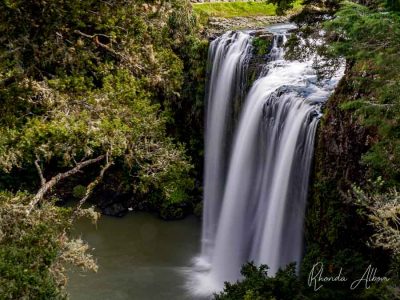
[190, 24, 344, 295]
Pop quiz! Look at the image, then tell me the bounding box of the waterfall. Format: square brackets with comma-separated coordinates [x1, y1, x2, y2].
[202, 31, 253, 260]
[189, 24, 344, 295]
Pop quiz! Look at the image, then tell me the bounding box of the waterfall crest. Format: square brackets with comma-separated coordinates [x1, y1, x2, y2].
[190, 24, 344, 295]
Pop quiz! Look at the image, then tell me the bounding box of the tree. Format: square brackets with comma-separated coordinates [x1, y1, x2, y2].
[0, 0, 201, 297]
[0, 0, 198, 215]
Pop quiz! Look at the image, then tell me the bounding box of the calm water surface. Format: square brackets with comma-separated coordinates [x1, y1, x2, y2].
[67, 213, 201, 300]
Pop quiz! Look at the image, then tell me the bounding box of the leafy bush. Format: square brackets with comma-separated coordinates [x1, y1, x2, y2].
[215, 263, 303, 300]
[0, 192, 97, 299]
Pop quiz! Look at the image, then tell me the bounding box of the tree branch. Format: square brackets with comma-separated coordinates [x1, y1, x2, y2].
[73, 30, 112, 41]
[34, 155, 46, 186]
[27, 154, 106, 215]
[71, 157, 114, 222]
[73, 30, 144, 71]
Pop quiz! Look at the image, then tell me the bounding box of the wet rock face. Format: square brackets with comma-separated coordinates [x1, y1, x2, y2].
[305, 64, 375, 262]
[251, 30, 274, 38]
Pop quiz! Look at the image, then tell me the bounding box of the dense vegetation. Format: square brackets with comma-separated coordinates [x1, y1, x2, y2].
[0, 0, 206, 297]
[215, 263, 303, 300]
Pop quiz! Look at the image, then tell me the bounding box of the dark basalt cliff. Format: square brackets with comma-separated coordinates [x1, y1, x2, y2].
[302, 62, 390, 283]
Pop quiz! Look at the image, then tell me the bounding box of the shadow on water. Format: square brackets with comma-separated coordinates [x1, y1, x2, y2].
[67, 213, 201, 300]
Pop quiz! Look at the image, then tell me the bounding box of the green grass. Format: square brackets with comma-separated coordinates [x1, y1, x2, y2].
[192, 1, 302, 19]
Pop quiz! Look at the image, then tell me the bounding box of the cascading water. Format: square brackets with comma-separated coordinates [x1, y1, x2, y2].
[202, 31, 253, 260]
[189, 24, 344, 296]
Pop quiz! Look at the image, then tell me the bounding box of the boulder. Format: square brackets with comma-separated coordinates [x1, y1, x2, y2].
[102, 202, 128, 217]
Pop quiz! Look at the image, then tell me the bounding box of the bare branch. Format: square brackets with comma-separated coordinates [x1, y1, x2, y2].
[71, 157, 114, 222]
[34, 155, 46, 186]
[364, 101, 394, 108]
[73, 30, 112, 41]
[73, 30, 144, 71]
[27, 154, 106, 215]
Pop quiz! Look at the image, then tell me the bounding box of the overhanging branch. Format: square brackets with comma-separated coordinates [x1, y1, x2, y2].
[71, 157, 114, 222]
[27, 154, 106, 215]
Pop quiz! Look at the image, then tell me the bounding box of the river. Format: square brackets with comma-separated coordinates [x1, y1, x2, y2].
[67, 213, 201, 300]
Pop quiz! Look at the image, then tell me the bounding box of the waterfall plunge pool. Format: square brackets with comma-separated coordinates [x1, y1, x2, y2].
[67, 213, 201, 300]
[68, 23, 344, 299]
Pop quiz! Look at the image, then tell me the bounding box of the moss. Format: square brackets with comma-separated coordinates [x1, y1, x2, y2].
[252, 37, 272, 56]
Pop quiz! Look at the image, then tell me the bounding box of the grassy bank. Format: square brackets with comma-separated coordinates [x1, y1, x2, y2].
[192, 1, 302, 18]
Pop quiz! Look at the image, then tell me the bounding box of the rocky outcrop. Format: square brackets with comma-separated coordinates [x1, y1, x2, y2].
[306, 68, 371, 251]
[204, 16, 290, 38]
[302, 62, 388, 279]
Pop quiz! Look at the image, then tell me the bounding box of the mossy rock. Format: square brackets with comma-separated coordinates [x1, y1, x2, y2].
[159, 204, 186, 220]
[252, 33, 273, 56]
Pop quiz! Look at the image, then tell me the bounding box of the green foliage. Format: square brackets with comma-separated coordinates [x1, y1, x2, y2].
[323, 2, 400, 182]
[72, 185, 87, 199]
[216, 260, 398, 299]
[0, 0, 202, 211]
[267, 0, 296, 15]
[215, 263, 305, 300]
[253, 37, 273, 55]
[0, 192, 97, 299]
[0, 0, 197, 98]
[167, 34, 208, 195]
[136, 140, 195, 207]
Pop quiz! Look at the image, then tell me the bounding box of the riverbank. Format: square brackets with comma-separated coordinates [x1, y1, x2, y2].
[204, 15, 289, 37]
[193, 1, 301, 37]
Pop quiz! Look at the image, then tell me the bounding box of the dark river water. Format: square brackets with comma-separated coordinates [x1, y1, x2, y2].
[67, 213, 201, 300]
